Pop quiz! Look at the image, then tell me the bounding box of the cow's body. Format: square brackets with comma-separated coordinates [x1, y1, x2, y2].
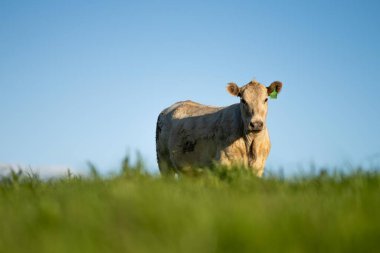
[156, 80, 282, 177]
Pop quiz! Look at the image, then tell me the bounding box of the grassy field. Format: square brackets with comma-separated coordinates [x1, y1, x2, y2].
[1, 160, 380, 253]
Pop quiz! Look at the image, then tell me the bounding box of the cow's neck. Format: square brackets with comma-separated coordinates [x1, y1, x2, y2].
[243, 130, 266, 166]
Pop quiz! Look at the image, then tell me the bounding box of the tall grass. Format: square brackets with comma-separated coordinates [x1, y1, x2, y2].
[0, 159, 379, 253]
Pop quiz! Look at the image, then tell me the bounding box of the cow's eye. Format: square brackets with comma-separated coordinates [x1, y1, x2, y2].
[241, 99, 247, 105]
[264, 98, 268, 103]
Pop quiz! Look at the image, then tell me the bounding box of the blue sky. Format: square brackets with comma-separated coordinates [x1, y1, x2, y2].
[1, 0, 379, 175]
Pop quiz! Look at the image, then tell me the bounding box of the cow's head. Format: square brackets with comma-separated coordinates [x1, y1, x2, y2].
[227, 80, 283, 133]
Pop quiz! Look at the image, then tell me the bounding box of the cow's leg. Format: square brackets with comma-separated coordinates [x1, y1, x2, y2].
[158, 157, 176, 177]
[156, 115, 177, 177]
[157, 139, 177, 176]
[250, 158, 266, 177]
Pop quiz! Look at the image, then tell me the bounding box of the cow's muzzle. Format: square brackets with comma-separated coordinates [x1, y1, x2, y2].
[249, 121, 264, 132]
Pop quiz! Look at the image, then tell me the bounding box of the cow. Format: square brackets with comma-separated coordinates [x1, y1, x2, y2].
[155, 80, 283, 177]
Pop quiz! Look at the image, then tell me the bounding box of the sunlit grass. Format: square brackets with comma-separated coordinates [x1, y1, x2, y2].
[1, 159, 379, 253]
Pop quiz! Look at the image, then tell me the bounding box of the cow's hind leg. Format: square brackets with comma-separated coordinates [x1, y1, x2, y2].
[156, 114, 176, 177]
[157, 155, 176, 177]
[157, 145, 176, 176]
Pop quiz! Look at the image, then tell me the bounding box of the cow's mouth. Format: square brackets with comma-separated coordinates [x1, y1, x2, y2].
[246, 128, 263, 134]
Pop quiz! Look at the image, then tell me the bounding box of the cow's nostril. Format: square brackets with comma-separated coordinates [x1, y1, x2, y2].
[250, 121, 264, 130]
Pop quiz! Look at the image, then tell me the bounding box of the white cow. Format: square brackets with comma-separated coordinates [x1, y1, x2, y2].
[156, 80, 283, 177]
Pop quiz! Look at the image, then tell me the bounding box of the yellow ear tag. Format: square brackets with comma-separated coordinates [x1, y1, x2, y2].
[269, 90, 278, 99]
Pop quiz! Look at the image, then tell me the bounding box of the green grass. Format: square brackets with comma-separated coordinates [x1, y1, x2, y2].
[1, 162, 380, 253]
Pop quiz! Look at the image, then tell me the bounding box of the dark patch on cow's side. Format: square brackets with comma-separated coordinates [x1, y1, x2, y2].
[183, 140, 197, 153]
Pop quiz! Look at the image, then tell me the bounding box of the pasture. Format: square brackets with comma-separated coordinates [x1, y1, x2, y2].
[1, 160, 379, 253]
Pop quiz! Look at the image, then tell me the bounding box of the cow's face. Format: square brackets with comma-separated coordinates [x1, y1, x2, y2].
[227, 80, 282, 133]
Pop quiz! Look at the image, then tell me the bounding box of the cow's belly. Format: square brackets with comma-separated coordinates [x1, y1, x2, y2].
[169, 137, 250, 170]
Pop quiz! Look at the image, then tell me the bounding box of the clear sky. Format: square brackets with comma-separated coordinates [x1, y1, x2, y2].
[1, 0, 380, 176]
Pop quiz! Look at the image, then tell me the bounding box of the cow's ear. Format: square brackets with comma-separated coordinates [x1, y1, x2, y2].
[227, 83, 241, 97]
[267, 81, 283, 96]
